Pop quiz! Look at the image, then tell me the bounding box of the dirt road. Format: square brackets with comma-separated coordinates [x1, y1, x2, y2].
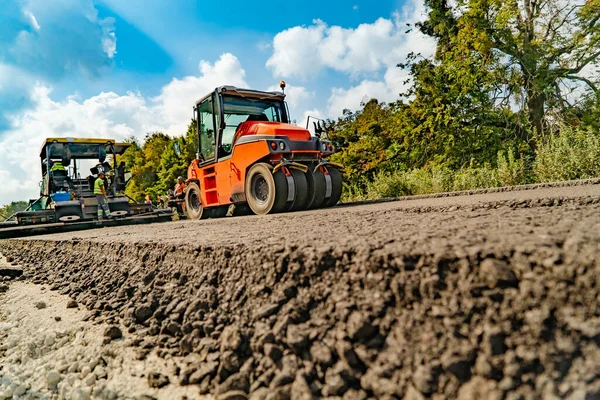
[1, 182, 600, 399]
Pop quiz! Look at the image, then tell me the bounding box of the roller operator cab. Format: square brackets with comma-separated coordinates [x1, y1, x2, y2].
[184, 84, 343, 219]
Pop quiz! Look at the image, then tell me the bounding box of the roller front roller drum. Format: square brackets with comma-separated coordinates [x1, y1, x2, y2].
[245, 163, 289, 215]
[285, 168, 309, 212]
[322, 167, 343, 208]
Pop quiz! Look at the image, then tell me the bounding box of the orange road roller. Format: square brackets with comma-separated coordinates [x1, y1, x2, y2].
[181, 82, 343, 219]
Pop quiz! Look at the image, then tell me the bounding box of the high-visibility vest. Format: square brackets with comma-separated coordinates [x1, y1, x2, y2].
[50, 162, 66, 172]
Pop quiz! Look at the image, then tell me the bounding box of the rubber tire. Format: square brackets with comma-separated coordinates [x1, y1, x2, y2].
[246, 163, 288, 215]
[323, 167, 343, 208]
[209, 206, 228, 219]
[306, 166, 327, 210]
[185, 182, 206, 220]
[233, 203, 253, 216]
[286, 169, 309, 212]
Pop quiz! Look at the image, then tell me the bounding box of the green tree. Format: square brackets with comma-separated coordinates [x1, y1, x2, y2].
[123, 132, 172, 201]
[329, 100, 403, 190]
[0, 201, 28, 221]
[122, 121, 198, 202]
[420, 0, 600, 149]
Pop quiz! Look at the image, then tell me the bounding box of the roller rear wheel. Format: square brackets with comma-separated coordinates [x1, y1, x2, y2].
[185, 182, 207, 220]
[306, 166, 327, 209]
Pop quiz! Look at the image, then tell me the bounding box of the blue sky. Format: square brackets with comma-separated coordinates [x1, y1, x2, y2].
[0, 0, 434, 204]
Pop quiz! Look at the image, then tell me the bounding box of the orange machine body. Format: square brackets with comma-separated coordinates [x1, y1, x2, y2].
[187, 120, 322, 209]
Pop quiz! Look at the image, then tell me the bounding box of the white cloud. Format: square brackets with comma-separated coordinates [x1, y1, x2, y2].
[23, 10, 40, 31]
[257, 42, 272, 52]
[0, 54, 248, 205]
[266, 0, 434, 80]
[2, 0, 117, 79]
[266, 22, 327, 79]
[327, 66, 411, 115]
[266, 83, 314, 126]
[266, 18, 398, 78]
[100, 18, 117, 58]
[154, 53, 248, 135]
[265, 0, 435, 119]
[0, 63, 38, 129]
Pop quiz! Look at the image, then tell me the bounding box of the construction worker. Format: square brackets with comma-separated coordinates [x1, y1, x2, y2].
[174, 176, 187, 199]
[173, 176, 187, 215]
[94, 171, 110, 221]
[50, 160, 66, 173]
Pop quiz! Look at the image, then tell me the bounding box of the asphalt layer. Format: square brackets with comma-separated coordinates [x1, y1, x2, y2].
[1, 183, 600, 399]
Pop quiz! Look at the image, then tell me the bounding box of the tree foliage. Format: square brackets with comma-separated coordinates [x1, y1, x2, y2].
[123, 121, 197, 202]
[0, 201, 28, 221]
[329, 0, 600, 194]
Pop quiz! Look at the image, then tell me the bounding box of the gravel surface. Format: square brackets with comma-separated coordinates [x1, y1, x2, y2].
[1, 184, 600, 399]
[0, 257, 203, 400]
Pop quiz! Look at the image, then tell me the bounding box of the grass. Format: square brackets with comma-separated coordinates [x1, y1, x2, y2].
[341, 125, 600, 202]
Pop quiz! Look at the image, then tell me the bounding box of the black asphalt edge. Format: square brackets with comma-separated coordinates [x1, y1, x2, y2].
[337, 178, 600, 208]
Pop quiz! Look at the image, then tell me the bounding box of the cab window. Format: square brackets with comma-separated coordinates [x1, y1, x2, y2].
[197, 97, 216, 162]
[219, 95, 287, 157]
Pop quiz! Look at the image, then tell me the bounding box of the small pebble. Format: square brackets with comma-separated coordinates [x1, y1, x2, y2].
[92, 385, 104, 397]
[68, 362, 79, 373]
[94, 366, 107, 380]
[72, 388, 91, 400]
[13, 384, 28, 396]
[89, 357, 100, 370]
[84, 373, 97, 386]
[80, 365, 91, 378]
[47, 371, 61, 388]
[55, 316, 62, 322]
[103, 326, 123, 341]
[35, 301, 47, 309]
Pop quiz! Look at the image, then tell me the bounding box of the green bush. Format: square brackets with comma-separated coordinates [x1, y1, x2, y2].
[360, 166, 454, 200]
[451, 164, 499, 191]
[404, 166, 453, 194]
[338, 125, 600, 202]
[365, 170, 411, 199]
[341, 182, 369, 203]
[534, 125, 600, 182]
[497, 149, 529, 187]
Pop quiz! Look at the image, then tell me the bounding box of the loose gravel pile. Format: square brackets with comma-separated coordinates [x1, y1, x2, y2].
[1, 190, 600, 399]
[0, 263, 200, 400]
